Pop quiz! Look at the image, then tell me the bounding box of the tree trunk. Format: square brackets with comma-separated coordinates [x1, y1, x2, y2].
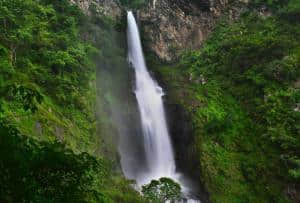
[10, 44, 16, 65]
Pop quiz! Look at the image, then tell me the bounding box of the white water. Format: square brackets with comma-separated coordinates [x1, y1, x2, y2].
[126, 11, 201, 202]
[127, 11, 176, 185]
[153, 0, 157, 9]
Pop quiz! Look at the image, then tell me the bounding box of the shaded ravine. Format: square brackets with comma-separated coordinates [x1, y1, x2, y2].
[121, 11, 201, 202]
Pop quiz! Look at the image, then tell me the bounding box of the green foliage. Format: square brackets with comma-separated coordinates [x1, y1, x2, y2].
[0, 116, 144, 203]
[279, 0, 300, 21]
[1, 83, 43, 113]
[142, 177, 182, 203]
[251, 0, 289, 9]
[0, 119, 109, 203]
[119, 0, 148, 9]
[0, 0, 97, 152]
[182, 1, 300, 180]
[0, 0, 93, 109]
[149, 0, 300, 202]
[0, 0, 144, 202]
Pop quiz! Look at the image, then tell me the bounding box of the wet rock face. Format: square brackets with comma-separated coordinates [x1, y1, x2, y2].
[165, 100, 210, 203]
[139, 0, 247, 62]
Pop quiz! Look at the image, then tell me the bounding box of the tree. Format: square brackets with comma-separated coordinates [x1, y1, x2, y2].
[142, 177, 182, 203]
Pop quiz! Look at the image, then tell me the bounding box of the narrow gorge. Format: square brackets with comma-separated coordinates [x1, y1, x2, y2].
[0, 0, 299, 203]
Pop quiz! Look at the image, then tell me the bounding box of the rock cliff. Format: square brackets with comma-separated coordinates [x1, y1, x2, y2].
[139, 0, 248, 61]
[70, 0, 248, 62]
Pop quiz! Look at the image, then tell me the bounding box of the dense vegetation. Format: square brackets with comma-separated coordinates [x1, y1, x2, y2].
[0, 0, 98, 153]
[149, 0, 299, 202]
[120, 0, 148, 9]
[1, 0, 299, 202]
[142, 178, 182, 202]
[0, 0, 144, 202]
[0, 116, 145, 202]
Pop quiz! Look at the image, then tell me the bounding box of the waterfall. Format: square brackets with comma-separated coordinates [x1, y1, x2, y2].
[125, 11, 201, 202]
[153, 0, 157, 9]
[127, 11, 176, 185]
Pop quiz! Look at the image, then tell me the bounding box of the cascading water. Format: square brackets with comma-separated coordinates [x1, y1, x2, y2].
[153, 0, 157, 9]
[125, 11, 201, 202]
[127, 11, 176, 185]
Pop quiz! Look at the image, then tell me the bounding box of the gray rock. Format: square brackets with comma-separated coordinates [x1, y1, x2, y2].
[139, 0, 248, 62]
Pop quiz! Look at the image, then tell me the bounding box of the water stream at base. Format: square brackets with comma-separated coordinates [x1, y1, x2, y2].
[123, 11, 201, 202]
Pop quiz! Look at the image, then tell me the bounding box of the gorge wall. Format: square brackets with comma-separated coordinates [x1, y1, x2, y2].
[140, 0, 249, 61]
[70, 1, 297, 203]
[64, 1, 300, 202]
[71, 0, 249, 62]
